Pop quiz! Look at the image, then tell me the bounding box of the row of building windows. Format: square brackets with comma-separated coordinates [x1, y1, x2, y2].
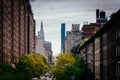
[102, 46, 107, 60]
[0, 0, 35, 64]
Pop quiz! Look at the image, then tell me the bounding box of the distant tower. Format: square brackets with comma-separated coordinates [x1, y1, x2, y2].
[38, 21, 44, 41]
[61, 23, 66, 52]
[36, 21, 45, 54]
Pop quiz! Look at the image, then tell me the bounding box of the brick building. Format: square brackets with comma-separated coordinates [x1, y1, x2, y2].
[0, 0, 35, 64]
[82, 9, 108, 38]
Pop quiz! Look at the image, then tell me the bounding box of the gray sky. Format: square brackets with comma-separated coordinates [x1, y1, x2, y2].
[30, 0, 120, 56]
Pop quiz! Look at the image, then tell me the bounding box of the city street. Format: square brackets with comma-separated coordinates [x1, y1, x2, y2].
[0, 0, 120, 80]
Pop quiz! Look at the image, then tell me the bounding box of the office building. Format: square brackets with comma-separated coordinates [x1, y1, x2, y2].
[64, 24, 82, 52]
[61, 23, 66, 52]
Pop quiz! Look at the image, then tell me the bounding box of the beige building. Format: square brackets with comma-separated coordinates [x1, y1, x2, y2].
[35, 36, 45, 55]
[64, 24, 82, 52]
[35, 21, 53, 64]
[36, 21, 45, 55]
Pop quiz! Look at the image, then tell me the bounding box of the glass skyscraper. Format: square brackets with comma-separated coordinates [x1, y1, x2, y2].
[61, 23, 66, 52]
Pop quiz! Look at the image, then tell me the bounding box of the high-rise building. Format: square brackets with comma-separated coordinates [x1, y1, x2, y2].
[61, 23, 66, 52]
[35, 21, 53, 64]
[64, 24, 82, 52]
[0, 0, 35, 64]
[36, 21, 45, 55]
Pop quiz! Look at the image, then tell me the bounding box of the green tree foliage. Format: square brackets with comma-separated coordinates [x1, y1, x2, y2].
[18, 54, 49, 77]
[51, 52, 94, 80]
[0, 62, 14, 80]
[78, 37, 89, 48]
[15, 59, 32, 80]
[51, 53, 85, 80]
[93, 27, 99, 34]
[55, 52, 75, 70]
[0, 53, 49, 80]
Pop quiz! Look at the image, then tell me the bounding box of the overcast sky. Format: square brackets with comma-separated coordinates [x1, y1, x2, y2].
[30, 0, 120, 56]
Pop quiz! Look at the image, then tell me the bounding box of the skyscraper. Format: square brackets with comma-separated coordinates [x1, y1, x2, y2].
[36, 21, 53, 64]
[36, 21, 45, 55]
[61, 23, 66, 52]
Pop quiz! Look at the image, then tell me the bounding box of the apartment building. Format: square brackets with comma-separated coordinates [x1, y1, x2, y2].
[0, 0, 35, 64]
[78, 10, 120, 80]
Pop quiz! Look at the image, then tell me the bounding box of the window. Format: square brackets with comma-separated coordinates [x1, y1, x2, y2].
[116, 63, 120, 79]
[102, 46, 107, 59]
[102, 33, 107, 45]
[116, 26, 120, 38]
[116, 39, 120, 56]
[115, 22, 120, 38]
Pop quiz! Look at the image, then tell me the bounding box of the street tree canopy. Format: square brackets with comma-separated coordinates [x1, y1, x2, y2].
[51, 52, 85, 80]
[18, 53, 49, 77]
[51, 52, 95, 80]
[55, 52, 75, 70]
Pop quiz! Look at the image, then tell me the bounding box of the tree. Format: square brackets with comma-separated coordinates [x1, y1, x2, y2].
[55, 52, 75, 70]
[0, 53, 49, 80]
[0, 62, 14, 80]
[78, 37, 89, 48]
[17, 53, 49, 78]
[51, 52, 85, 80]
[51, 52, 95, 80]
